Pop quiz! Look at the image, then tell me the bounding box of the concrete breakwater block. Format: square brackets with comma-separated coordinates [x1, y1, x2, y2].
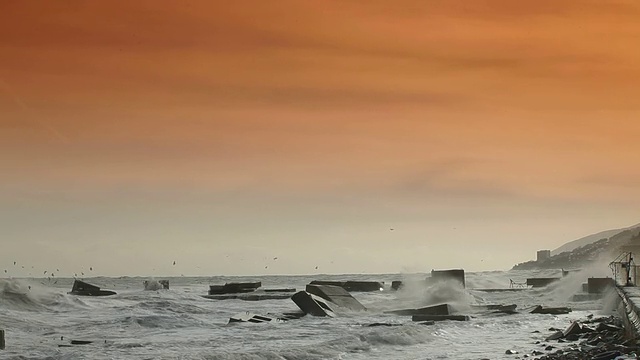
[429, 269, 465, 288]
[208, 282, 261, 295]
[411, 315, 470, 322]
[202, 293, 293, 301]
[530, 305, 572, 314]
[391, 281, 403, 290]
[587, 278, 615, 293]
[573, 293, 603, 301]
[263, 288, 296, 293]
[228, 312, 285, 324]
[309, 280, 383, 292]
[526, 278, 560, 287]
[472, 288, 528, 292]
[385, 304, 452, 316]
[291, 291, 336, 317]
[305, 284, 367, 311]
[68, 280, 116, 297]
[143, 279, 169, 290]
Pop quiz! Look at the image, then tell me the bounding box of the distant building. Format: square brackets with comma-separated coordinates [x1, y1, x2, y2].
[537, 250, 551, 262]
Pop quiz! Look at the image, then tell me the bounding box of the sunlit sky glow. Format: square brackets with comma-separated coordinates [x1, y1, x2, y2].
[1, 1, 639, 276]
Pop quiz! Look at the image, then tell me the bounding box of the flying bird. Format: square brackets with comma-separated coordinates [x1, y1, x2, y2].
[173, 261, 176, 265]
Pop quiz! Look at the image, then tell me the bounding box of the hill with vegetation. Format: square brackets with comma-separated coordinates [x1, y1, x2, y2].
[512, 226, 640, 270]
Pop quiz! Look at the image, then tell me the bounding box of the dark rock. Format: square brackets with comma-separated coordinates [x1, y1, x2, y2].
[565, 334, 580, 341]
[532, 350, 543, 355]
[365, 323, 402, 327]
[545, 345, 555, 351]
[411, 315, 470, 322]
[591, 351, 622, 360]
[563, 321, 583, 337]
[305, 284, 366, 311]
[386, 304, 452, 316]
[505, 349, 518, 354]
[596, 323, 621, 332]
[545, 331, 563, 341]
[68, 280, 116, 297]
[391, 280, 403, 290]
[291, 291, 336, 317]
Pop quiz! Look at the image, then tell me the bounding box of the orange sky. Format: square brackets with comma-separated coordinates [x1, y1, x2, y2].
[1, 1, 639, 276]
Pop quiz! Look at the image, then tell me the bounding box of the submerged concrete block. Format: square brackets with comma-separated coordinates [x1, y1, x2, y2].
[526, 278, 560, 287]
[228, 312, 285, 324]
[309, 280, 383, 292]
[430, 269, 465, 288]
[68, 280, 116, 297]
[572, 293, 603, 301]
[0, 329, 4, 350]
[202, 293, 293, 301]
[587, 278, 614, 294]
[208, 282, 261, 295]
[291, 291, 336, 317]
[530, 305, 572, 315]
[411, 315, 470, 322]
[391, 281, 403, 290]
[386, 304, 452, 316]
[305, 284, 367, 311]
[143, 280, 169, 291]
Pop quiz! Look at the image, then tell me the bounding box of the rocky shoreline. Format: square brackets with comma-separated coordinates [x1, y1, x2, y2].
[504, 315, 637, 360]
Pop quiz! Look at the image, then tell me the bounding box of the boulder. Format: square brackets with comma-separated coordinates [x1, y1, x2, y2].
[563, 321, 583, 337]
[545, 331, 564, 341]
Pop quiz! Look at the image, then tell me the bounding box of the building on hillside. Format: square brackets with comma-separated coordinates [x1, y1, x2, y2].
[537, 250, 551, 262]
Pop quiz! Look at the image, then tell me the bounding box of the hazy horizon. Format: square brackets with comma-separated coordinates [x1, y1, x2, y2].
[1, 1, 639, 277]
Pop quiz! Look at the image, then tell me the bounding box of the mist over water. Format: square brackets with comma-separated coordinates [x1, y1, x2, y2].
[0, 270, 617, 359]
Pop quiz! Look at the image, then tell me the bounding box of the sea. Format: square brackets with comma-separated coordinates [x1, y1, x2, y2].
[0, 269, 619, 360]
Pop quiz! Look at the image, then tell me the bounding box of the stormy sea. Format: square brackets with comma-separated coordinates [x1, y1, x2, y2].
[0, 269, 618, 360]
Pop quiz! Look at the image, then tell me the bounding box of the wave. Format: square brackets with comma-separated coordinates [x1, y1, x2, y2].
[0, 278, 87, 311]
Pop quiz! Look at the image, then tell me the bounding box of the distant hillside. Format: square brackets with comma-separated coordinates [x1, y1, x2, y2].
[513, 226, 640, 270]
[552, 223, 640, 255]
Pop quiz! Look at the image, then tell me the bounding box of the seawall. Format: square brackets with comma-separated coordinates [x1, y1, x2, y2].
[615, 285, 640, 339]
